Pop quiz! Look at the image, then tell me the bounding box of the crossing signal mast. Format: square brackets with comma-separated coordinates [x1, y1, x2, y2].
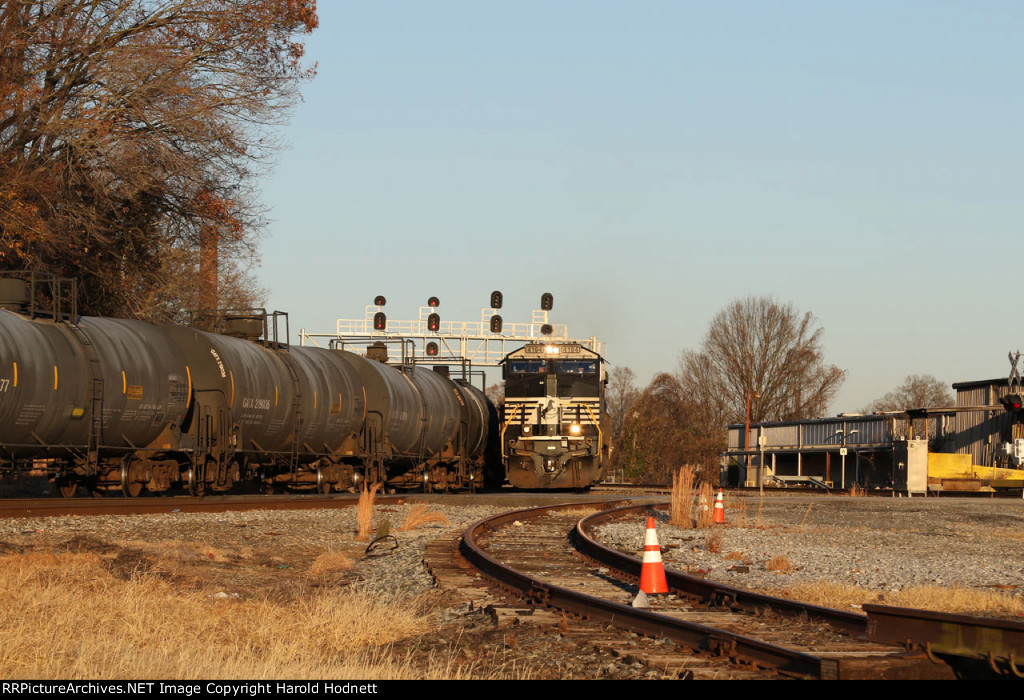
[299, 291, 604, 367]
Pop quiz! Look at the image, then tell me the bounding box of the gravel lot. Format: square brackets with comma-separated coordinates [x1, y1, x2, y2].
[597, 494, 1024, 600]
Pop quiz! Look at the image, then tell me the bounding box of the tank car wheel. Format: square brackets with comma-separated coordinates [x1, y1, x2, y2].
[185, 467, 205, 497]
[316, 468, 333, 494]
[120, 460, 144, 498]
[57, 479, 78, 498]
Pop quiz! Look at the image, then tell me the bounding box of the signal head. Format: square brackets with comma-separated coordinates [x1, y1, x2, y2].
[490, 315, 503, 333]
[427, 313, 440, 332]
[541, 323, 553, 336]
[490, 290, 503, 309]
[540, 292, 553, 311]
[1002, 394, 1024, 413]
[426, 341, 438, 357]
[373, 295, 386, 307]
[427, 296, 440, 308]
[373, 312, 386, 331]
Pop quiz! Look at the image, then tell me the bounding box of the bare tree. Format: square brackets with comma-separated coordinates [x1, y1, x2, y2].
[678, 297, 846, 427]
[864, 374, 954, 412]
[485, 382, 505, 406]
[0, 0, 317, 318]
[616, 373, 722, 484]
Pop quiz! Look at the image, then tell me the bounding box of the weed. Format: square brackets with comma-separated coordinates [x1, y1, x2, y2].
[669, 466, 696, 527]
[356, 482, 382, 541]
[398, 504, 450, 531]
[766, 555, 793, 573]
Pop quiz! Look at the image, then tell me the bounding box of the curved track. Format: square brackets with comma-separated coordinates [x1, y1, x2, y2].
[454, 500, 963, 679]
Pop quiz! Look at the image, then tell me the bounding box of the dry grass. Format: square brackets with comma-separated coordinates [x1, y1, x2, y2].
[766, 555, 794, 573]
[848, 483, 864, 497]
[0, 551, 488, 679]
[356, 482, 382, 541]
[669, 466, 697, 527]
[768, 580, 1024, 617]
[398, 504, 450, 532]
[309, 551, 355, 578]
[696, 482, 715, 529]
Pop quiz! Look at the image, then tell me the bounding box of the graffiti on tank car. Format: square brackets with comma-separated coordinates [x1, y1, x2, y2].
[209, 348, 227, 378]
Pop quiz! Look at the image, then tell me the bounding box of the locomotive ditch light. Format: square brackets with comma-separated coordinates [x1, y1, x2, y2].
[490, 315, 503, 333]
[490, 290, 503, 309]
[522, 425, 532, 435]
[374, 295, 386, 307]
[373, 312, 387, 331]
[541, 292, 553, 311]
[427, 296, 440, 307]
[427, 313, 440, 332]
[541, 324, 553, 336]
[426, 341, 439, 357]
[568, 424, 581, 436]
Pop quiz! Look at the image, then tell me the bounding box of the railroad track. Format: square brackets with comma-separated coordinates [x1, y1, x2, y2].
[429, 500, 974, 679]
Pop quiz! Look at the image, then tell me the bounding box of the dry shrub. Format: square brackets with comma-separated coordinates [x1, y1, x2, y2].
[723, 551, 746, 561]
[696, 482, 715, 529]
[0, 551, 477, 679]
[766, 555, 793, 573]
[398, 504, 450, 532]
[309, 551, 355, 578]
[705, 530, 722, 554]
[356, 482, 382, 541]
[669, 466, 696, 527]
[849, 483, 864, 497]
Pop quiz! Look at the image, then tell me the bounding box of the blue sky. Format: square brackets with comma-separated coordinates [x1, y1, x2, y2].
[257, 1, 1023, 411]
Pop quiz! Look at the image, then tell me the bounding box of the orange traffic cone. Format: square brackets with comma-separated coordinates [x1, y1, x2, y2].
[712, 489, 726, 524]
[639, 516, 669, 594]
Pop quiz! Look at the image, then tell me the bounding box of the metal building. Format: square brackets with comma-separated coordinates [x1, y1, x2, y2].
[723, 413, 951, 491]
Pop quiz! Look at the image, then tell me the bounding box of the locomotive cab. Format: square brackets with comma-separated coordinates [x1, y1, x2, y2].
[501, 342, 607, 489]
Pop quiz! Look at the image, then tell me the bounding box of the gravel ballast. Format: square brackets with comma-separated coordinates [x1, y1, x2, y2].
[1, 494, 1022, 601]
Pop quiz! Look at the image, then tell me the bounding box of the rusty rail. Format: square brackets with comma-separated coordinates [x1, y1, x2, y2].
[575, 502, 868, 636]
[865, 604, 1024, 678]
[461, 501, 844, 678]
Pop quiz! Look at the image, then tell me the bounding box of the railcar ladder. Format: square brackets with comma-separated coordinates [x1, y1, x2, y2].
[66, 322, 104, 471]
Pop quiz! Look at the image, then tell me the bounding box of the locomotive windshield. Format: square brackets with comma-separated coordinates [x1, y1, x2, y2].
[556, 360, 597, 376]
[509, 360, 545, 374]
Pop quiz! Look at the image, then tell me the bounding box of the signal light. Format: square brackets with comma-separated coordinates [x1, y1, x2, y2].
[541, 323, 552, 336]
[427, 296, 440, 307]
[373, 312, 386, 331]
[426, 342, 438, 357]
[540, 292, 553, 311]
[1002, 394, 1024, 413]
[490, 315, 503, 333]
[427, 313, 440, 332]
[490, 290, 503, 309]
[373, 295, 386, 307]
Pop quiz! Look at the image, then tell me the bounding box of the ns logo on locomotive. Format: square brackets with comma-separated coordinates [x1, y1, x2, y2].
[0, 275, 607, 495]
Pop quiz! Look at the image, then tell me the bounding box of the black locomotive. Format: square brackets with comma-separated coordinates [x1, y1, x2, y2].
[0, 276, 496, 496]
[500, 341, 609, 488]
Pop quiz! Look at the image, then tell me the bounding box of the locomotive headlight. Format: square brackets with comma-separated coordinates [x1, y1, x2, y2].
[569, 424, 581, 436]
